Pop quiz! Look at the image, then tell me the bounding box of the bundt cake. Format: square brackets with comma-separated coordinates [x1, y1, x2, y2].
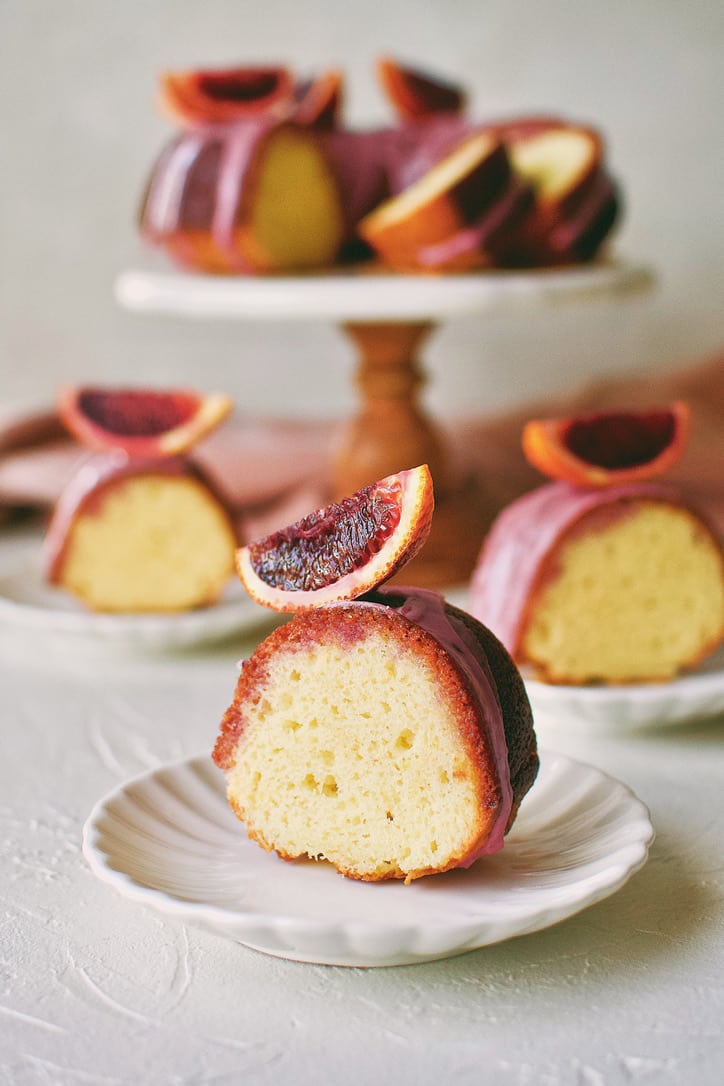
[139, 58, 621, 275]
[139, 119, 347, 274]
[45, 454, 238, 613]
[213, 585, 538, 883]
[470, 481, 724, 684]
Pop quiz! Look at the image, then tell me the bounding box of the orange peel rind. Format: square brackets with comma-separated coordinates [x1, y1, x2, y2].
[522, 402, 690, 487]
[159, 66, 295, 126]
[377, 56, 467, 120]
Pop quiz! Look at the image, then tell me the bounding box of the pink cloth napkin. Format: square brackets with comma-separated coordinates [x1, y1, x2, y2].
[0, 408, 335, 535]
[1, 350, 722, 538]
[459, 350, 724, 535]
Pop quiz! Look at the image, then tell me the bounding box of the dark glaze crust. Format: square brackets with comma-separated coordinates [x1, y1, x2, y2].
[444, 602, 538, 827]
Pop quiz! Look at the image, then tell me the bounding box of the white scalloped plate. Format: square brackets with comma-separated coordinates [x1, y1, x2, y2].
[524, 644, 724, 731]
[83, 750, 653, 967]
[0, 550, 270, 649]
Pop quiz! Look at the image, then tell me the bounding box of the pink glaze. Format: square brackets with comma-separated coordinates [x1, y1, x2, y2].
[547, 171, 620, 258]
[292, 72, 343, 131]
[469, 480, 685, 654]
[139, 131, 223, 240]
[382, 115, 564, 195]
[142, 118, 343, 270]
[44, 453, 231, 583]
[321, 129, 391, 233]
[374, 585, 513, 860]
[381, 115, 470, 193]
[141, 113, 616, 273]
[210, 118, 278, 272]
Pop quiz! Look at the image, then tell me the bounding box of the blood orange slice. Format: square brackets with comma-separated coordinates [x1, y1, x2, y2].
[522, 402, 690, 487]
[377, 56, 466, 120]
[237, 465, 434, 611]
[57, 386, 233, 457]
[159, 65, 294, 126]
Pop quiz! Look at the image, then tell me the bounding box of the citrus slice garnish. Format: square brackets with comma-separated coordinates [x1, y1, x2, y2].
[57, 386, 233, 457]
[377, 56, 466, 120]
[159, 66, 295, 125]
[237, 465, 434, 611]
[522, 402, 690, 487]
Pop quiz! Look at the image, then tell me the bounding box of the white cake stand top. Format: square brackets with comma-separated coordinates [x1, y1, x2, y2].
[115, 258, 654, 323]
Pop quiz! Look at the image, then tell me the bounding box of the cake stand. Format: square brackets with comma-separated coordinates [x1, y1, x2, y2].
[115, 259, 654, 586]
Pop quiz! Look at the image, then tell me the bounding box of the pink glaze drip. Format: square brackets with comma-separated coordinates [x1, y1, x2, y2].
[140, 132, 213, 239]
[211, 118, 278, 271]
[373, 585, 513, 859]
[548, 170, 619, 255]
[321, 129, 391, 233]
[469, 480, 684, 654]
[381, 115, 470, 194]
[414, 178, 533, 268]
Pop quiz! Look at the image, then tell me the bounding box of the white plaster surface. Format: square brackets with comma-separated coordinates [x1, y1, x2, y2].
[1, 528, 723, 1084]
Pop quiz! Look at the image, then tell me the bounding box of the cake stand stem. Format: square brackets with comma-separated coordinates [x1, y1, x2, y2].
[333, 319, 487, 587]
[332, 320, 448, 497]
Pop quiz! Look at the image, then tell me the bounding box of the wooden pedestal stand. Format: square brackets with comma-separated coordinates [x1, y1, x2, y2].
[332, 320, 487, 586]
[116, 261, 653, 587]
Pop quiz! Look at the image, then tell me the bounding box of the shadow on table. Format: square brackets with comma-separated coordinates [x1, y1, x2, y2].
[424, 824, 717, 987]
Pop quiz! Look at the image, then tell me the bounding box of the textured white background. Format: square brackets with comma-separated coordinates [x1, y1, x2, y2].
[1, 0, 723, 417]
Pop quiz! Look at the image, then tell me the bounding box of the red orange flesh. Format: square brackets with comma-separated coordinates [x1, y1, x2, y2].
[57, 386, 233, 457]
[237, 465, 434, 611]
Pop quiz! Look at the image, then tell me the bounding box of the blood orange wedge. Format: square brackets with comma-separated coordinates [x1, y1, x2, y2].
[522, 402, 690, 487]
[159, 65, 294, 126]
[57, 386, 233, 457]
[377, 56, 466, 120]
[237, 465, 434, 611]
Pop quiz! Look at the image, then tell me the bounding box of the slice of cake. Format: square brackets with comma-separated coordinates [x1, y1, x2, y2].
[140, 119, 347, 274]
[470, 481, 724, 684]
[213, 585, 538, 882]
[45, 455, 238, 613]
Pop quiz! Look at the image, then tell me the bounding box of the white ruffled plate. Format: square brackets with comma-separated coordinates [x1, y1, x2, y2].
[83, 750, 653, 968]
[524, 644, 724, 731]
[0, 548, 269, 649]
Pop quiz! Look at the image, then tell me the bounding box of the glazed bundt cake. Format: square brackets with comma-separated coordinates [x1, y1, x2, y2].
[470, 481, 724, 684]
[45, 455, 238, 613]
[213, 585, 538, 883]
[139, 119, 347, 274]
[140, 59, 621, 275]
